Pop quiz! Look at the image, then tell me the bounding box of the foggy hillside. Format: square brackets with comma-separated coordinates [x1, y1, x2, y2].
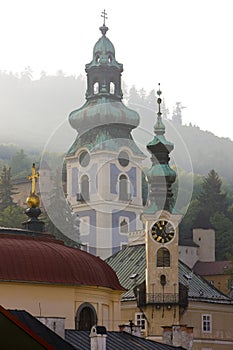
[0, 71, 233, 183]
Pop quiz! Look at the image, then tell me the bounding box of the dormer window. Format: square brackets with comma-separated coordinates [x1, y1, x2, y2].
[96, 55, 100, 63]
[108, 55, 112, 63]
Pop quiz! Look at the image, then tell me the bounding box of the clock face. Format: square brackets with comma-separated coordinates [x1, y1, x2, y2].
[151, 220, 175, 243]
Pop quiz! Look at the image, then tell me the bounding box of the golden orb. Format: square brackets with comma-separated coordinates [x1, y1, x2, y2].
[26, 193, 40, 208]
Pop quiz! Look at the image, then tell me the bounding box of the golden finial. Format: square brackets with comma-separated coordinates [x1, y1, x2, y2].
[26, 163, 40, 208]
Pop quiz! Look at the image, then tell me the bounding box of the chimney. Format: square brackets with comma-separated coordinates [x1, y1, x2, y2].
[162, 325, 193, 350]
[90, 325, 107, 350]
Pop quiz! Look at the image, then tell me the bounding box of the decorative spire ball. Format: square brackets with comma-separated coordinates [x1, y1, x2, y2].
[154, 83, 165, 135]
[26, 163, 40, 208]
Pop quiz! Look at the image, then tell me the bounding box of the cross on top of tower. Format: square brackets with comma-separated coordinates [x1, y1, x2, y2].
[100, 9, 109, 36]
[101, 9, 108, 25]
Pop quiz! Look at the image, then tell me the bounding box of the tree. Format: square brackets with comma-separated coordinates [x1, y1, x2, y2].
[44, 170, 80, 246]
[210, 212, 233, 260]
[9, 149, 32, 179]
[198, 169, 227, 218]
[0, 205, 25, 228]
[0, 166, 15, 211]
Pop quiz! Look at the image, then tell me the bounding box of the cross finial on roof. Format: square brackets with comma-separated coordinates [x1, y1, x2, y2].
[28, 163, 39, 195]
[101, 9, 108, 25]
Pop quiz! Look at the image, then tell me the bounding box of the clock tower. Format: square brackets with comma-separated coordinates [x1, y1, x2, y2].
[142, 85, 182, 327]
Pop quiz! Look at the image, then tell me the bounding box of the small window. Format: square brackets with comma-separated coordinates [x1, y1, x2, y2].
[119, 174, 129, 201]
[93, 82, 99, 94]
[120, 219, 128, 233]
[79, 151, 90, 167]
[157, 247, 170, 267]
[110, 82, 115, 94]
[135, 312, 146, 331]
[202, 314, 212, 333]
[108, 55, 112, 63]
[118, 151, 129, 167]
[80, 175, 90, 201]
[96, 55, 100, 63]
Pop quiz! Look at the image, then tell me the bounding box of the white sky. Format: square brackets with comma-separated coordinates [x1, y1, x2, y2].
[0, 0, 233, 140]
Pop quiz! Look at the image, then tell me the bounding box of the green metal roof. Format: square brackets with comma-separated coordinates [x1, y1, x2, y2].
[106, 244, 232, 304]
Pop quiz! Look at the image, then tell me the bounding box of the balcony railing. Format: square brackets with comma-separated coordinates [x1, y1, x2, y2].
[147, 293, 179, 304]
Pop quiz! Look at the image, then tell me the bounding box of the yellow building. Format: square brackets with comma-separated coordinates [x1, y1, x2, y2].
[0, 227, 124, 331]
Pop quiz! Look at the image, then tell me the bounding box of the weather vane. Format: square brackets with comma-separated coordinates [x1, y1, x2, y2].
[101, 9, 108, 25]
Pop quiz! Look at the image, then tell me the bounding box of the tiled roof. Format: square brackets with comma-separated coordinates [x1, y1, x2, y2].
[0, 230, 124, 291]
[65, 330, 185, 350]
[106, 244, 232, 304]
[0, 306, 55, 350]
[193, 260, 232, 276]
[8, 309, 76, 350]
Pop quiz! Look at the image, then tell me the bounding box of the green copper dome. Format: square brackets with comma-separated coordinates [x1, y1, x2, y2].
[68, 22, 140, 143]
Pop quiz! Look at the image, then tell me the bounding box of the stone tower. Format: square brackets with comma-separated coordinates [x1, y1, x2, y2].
[66, 14, 145, 258]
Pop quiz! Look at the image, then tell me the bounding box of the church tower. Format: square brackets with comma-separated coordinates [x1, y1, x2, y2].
[142, 85, 182, 327]
[66, 12, 145, 258]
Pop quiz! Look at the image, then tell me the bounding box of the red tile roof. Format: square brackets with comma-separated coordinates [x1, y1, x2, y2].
[0, 232, 124, 291]
[193, 260, 232, 276]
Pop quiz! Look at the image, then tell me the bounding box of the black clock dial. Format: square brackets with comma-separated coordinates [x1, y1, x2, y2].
[151, 220, 175, 243]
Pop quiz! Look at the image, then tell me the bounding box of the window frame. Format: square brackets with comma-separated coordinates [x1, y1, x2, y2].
[202, 314, 212, 333]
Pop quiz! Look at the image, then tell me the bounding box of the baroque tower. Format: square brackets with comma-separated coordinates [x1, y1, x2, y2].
[66, 12, 145, 258]
[142, 85, 182, 329]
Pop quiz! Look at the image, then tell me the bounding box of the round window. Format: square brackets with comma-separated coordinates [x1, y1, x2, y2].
[118, 151, 129, 167]
[79, 151, 90, 167]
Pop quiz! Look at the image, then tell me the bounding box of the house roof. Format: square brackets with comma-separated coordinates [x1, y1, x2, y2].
[65, 330, 185, 350]
[8, 309, 76, 350]
[0, 229, 124, 291]
[105, 244, 232, 304]
[0, 306, 55, 349]
[193, 260, 232, 276]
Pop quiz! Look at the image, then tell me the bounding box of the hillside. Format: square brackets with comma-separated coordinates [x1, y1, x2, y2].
[0, 71, 232, 183]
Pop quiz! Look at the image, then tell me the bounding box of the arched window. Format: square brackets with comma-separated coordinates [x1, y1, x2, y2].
[157, 247, 170, 267]
[110, 82, 115, 94]
[120, 219, 128, 233]
[75, 303, 97, 331]
[119, 174, 129, 201]
[81, 175, 90, 201]
[93, 82, 99, 94]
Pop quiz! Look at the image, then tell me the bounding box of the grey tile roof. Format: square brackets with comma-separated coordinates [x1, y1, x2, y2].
[65, 330, 185, 350]
[8, 310, 76, 350]
[105, 244, 232, 304]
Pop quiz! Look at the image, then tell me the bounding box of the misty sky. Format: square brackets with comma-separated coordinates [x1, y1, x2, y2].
[0, 0, 233, 140]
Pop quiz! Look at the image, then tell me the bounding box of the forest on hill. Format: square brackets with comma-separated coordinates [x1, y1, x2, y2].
[0, 70, 232, 182]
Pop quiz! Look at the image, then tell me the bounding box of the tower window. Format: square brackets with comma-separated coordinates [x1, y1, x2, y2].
[80, 175, 90, 201]
[79, 151, 90, 167]
[96, 55, 100, 63]
[93, 82, 99, 94]
[119, 174, 129, 201]
[110, 82, 115, 94]
[160, 274, 166, 286]
[108, 55, 112, 63]
[118, 151, 129, 167]
[120, 219, 128, 233]
[157, 247, 170, 267]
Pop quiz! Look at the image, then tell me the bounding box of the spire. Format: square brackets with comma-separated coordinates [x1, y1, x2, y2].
[22, 163, 45, 232]
[144, 85, 176, 214]
[154, 83, 165, 135]
[99, 9, 109, 36]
